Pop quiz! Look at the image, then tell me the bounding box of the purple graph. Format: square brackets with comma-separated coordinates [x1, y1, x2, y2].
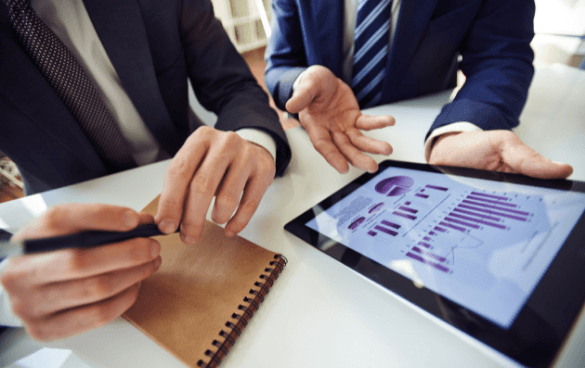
[368, 203, 384, 214]
[417, 191, 532, 262]
[374, 225, 398, 236]
[375, 176, 414, 196]
[418, 241, 431, 249]
[411, 246, 446, 262]
[399, 206, 418, 214]
[440, 192, 531, 233]
[393, 211, 416, 221]
[388, 186, 410, 196]
[439, 221, 467, 232]
[404, 190, 532, 275]
[348, 217, 365, 230]
[406, 252, 449, 273]
[381, 220, 401, 229]
[371, 219, 402, 239]
[425, 184, 449, 192]
[470, 191, 508, 200]
[434, 226, 447, 233]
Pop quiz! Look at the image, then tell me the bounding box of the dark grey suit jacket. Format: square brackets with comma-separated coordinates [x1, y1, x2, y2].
[0, 0, 291, 194]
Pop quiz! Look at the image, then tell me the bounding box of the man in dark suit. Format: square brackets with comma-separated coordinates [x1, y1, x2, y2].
[265, 0, 573, 178]
[0, 0, 291, 340]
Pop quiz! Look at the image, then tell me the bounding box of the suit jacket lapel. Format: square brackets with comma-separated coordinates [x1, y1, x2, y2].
[382, 0, 439, 96]
[0, 5, 106, 175]
[83, 0, 179, 155]
[310, 0, 344, 77]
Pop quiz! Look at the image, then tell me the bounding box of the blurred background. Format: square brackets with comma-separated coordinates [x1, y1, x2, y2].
[1, 0, 583, 203]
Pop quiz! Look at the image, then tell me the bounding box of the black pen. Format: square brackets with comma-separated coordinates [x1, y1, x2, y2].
[0, 223, 177, 258]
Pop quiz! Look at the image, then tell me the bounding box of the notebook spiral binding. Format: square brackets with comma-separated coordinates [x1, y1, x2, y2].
[197, 254, 288, 368]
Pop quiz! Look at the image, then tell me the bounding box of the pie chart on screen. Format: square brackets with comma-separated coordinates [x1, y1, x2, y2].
[375, 176, 414, 196]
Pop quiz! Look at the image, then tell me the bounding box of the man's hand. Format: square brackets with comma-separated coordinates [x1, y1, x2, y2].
[286, 65, 394, 174]
[0, 204, 162, 341]
[428, 130, 573, 179]
[155, 126, 276, 244]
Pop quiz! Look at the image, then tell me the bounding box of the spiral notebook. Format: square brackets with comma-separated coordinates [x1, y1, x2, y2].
[123, 196, 287, 368]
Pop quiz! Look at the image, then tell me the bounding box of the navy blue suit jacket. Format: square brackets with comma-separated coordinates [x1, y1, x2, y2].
[265, 0, 535, 139]
[0, 0, 291, 194]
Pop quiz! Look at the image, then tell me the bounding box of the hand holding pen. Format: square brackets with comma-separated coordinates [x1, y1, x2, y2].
[0, 203, 163, 341]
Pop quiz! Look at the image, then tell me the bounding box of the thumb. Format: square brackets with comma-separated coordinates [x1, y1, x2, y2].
[516, 156, 573, 179]
[502, 137, 573, 179]
[285, 73, 318, 114]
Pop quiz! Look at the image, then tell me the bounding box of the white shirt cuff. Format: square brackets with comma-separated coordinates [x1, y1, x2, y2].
[424, 122, 483, 162]
[236, 128, 277, 163]
[0, 258, 23, 327]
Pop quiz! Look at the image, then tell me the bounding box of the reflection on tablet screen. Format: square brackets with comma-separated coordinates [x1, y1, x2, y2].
[305, 166, 585, 329]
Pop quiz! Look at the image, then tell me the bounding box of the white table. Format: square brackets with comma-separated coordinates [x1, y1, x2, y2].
[1, 64, 585, 368]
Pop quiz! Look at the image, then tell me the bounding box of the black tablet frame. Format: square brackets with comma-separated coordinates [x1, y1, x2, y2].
[284, 160, 585, 368]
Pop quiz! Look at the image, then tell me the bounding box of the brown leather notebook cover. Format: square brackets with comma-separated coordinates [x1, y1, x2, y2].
[123, 196, 286, 368]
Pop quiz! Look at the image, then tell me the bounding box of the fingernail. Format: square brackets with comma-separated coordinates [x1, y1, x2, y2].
[225, 229, 234, 237]
[123, 210, 138, 228]
[154, 257, 162, 269]
[150, 240, 161, 258]
[159, 219, 176, 234]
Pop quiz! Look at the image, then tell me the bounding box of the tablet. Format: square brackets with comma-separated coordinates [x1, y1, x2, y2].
[284, 160, 585, 368]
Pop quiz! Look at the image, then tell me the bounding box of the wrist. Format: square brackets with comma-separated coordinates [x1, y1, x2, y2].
[235, 129, 276, 163]
[425, 122, 483, 162]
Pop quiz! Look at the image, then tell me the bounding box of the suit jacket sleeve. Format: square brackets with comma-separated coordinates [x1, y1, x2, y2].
[178, 0, 291, 176]
[264, 0, 307, 112]
[428, 0, 535, 138]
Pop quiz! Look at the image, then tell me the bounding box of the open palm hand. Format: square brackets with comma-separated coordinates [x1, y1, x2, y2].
[286, 65, 394, 173]
[428, 130, 573, 179]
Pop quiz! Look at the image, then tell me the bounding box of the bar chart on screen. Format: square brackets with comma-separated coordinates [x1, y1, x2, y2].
[319, 173, 555, 286]
[407, 189, 541, 270]
[306, 167, 585, 326]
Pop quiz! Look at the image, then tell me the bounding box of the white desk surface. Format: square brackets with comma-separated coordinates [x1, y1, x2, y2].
[1, 64, 585, 368]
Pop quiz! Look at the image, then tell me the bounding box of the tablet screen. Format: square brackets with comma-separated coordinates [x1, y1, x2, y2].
[286, 160, 585, 367]
[305, 165, 585, 329]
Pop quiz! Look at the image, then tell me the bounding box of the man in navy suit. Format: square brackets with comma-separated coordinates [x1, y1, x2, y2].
[0, 0, 290, 340]
[265, 0, 573, 178]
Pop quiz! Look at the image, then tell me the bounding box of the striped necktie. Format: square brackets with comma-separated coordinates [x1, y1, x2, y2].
[351, 0, 392, 109]
[3, 0, 136, 173]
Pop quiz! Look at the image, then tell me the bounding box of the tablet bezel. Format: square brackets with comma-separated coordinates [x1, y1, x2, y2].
[284, 160, 585, 368]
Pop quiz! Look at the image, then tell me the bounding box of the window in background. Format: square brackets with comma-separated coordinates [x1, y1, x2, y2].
[211, 0, 272, 53]
[532, 0, 585, 69]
